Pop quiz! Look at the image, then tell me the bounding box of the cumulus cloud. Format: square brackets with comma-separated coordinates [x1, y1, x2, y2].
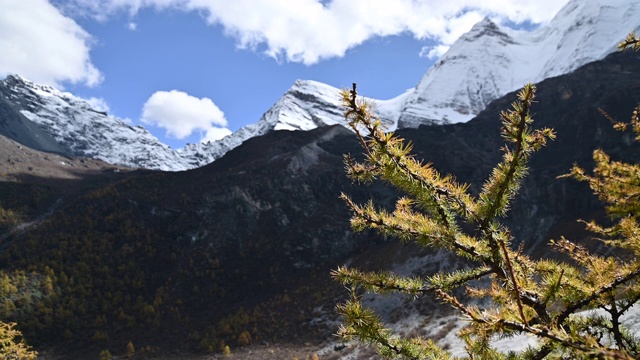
[127, 22, 137, 31]
[82, 96, 111, 113]
[65, 0, 569, 64]
[0, 0, 102, 87]
[141, 90, 231, 143]
[420, 44, 449, 60]
[202, 127, 233, 143]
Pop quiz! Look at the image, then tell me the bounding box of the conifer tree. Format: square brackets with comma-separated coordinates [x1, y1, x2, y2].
[333, 34, 640, 359]
[0, 260, 37, 358]
[0, 321, 37, 360]
[126, 341, 135, 358]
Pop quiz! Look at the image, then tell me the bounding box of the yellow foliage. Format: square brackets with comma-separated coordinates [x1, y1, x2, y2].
[335, 75, 640, 359]
[0, 321, 37, 360]
[126, 341, 135, 358]
[222, 344, 232, 356]
[237, 330, 252, 346]
[99, 349, 112, 360]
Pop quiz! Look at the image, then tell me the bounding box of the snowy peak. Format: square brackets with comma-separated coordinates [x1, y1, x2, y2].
[1, 74, 262, 171]
[178, 80, 351, 168]
[397, 20, 518, 127]
[396, 0, 640, 128]
[260, 79, 405, 133]
[266, 79, 346, 131]
[0, 75, 357, 172]
[538, 0, 640, 78]
[0, 74, 194, 171]
[257, 0, 640, 132]
[2, 74, 104, 118]
[462, 17, 515, 45]
[178, 79, 406, 168]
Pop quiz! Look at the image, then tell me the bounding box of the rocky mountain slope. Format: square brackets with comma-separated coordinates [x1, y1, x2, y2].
[2, 0, 637, 172]
[1, 50, 639, 358]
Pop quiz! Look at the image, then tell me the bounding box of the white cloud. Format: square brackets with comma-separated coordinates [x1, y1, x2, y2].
[420, 44, 450, 60]
[0, 0, 102, 88]
[64, 0, 570, 64]
[82, 96, 111, 113]
[141, 90, 231, 143]
[127, 22, 137, 31]
[202, 127, 232, 143]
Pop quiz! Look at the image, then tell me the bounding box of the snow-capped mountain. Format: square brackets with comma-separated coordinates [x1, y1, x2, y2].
[0, 74, 194, 171]
[396, 0, 640, 127]
[251, 79, 404, 132]
[1, 0, 638, 171]
[0, 74, 287, 171]
[179, 79, 405, 167]
[216, 0, 640, 136]
[177, 79, 359, 169]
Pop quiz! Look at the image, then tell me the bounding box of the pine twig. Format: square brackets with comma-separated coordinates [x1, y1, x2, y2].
[499, 237, 528, 326]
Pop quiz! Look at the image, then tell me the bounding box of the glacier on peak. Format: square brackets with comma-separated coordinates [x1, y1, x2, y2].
[396, 0, 640, 128]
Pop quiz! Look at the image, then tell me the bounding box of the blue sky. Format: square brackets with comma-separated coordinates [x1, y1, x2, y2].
[1, 0, 568, 149]
[66, 8, 438, 148]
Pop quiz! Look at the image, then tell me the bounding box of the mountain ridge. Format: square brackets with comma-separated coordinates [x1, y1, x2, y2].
[1, 0, 638, 172]
[396, 0, 640, 128]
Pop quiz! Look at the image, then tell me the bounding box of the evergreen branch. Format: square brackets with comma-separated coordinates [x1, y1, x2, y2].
[332, 266, 493, 298]
[597, 106, 640, 142]
[331, 266, 425, 296]
[335, 77, 640, 359]
[548, 237, 637, 304]
[569, 149, 640, 220]
[341, 86, 478, 229]
[607, 295, 626, 351]
[477, 84, 534, 224]
[619, 32, 640, 51]
[550, 237, 598, 267]
[530, 342, 553, 360]
[341, 193, 489, 262]
[542, 268, 564, 306]
[499, 237, 528, 326]
[476, 85, 554, 265]
[342, 84, 556, 354]
[557, 266, 640, 325]
[426, 267, 493, 293]
[603, 293, 640, 354]
[337, 293, 452, 359]
[0, 322, 37, 360]
[617, 291, 640, 315]
[438, 290, 634, 359]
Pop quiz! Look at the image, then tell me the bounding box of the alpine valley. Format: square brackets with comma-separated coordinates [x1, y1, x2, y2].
[1, 0, 640, 358]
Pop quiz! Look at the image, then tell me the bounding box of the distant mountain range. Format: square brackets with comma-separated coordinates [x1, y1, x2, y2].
[1, 0, 638, 171]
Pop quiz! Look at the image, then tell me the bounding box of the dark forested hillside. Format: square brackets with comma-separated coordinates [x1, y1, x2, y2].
[1, 51, 640, 358]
